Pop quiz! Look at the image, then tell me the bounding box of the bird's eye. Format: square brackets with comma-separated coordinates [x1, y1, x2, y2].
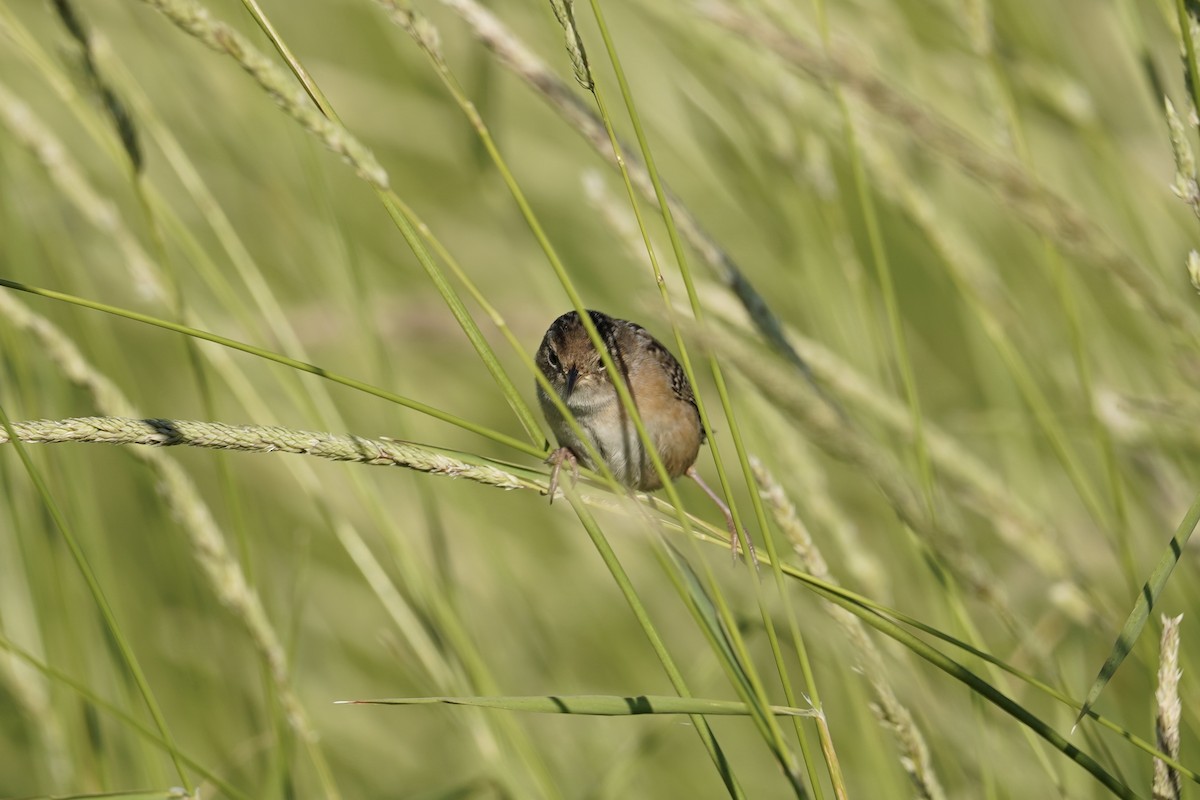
[546, 349, 561, 371]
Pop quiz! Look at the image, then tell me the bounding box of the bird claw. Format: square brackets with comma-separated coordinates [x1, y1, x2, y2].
[687, 466, 758, 567]
[546, 447, 580, 503]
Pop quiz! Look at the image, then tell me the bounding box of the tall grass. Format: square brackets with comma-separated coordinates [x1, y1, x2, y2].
[1, 0, 1199, 797]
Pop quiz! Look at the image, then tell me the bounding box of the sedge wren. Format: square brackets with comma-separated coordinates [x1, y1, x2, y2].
[535, 309, 754, 561]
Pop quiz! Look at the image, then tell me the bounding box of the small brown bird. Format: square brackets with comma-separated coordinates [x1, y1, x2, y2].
[535, 309, 754, 561]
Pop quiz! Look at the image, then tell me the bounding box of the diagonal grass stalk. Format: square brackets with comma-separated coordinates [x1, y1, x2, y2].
[0, 278, 538, 457]
[0, 633, 250, 800]
[562, 491, 747, 799]
[0, 402, 194, 795]
[580, 3, 841, 795]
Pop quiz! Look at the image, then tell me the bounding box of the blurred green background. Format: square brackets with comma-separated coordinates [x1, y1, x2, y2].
[2, 0, 1200, 797]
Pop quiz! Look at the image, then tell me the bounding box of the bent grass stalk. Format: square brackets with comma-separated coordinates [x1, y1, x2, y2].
[0, 404, 195, 796]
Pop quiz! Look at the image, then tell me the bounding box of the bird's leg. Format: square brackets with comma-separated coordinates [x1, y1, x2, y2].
[546, 447, 580, 503]
[687, 466, 758, 566]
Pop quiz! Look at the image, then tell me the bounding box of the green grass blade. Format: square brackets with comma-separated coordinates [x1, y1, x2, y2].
[0, 634, 251, 800]
[1074, 493, 1200, 730]
[144, 0, 544, 447]
[0, 403, 193, 795]
[662, 545, 758, 702]
[661, 544, 812, 798]
[9, 791, 188, 796]
[580, 3, 828, 791]
[339, 694, 814, 717]
[788, 576, 1138, 798]
[1175, 0, 1200, 116]
[9, 791, 186, 800]
[561, 492, 747, 799]
[771, 558, 1200, 783]
[0, 278, 539, 457]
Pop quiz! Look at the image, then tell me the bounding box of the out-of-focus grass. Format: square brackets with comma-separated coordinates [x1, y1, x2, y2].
[2, 0, 1200, 797]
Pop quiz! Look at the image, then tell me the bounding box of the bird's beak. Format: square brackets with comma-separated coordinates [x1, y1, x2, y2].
[565, 366, 579, 397]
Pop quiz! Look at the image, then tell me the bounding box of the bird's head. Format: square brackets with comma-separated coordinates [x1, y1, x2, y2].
[535, 310, 618, 411]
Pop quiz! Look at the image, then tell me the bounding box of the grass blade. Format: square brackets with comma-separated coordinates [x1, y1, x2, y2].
[0, 403, 193, 795]
[339, 694, 815, 717]
[0, 278, 538, 457]
[1074, 493, 1200, 729]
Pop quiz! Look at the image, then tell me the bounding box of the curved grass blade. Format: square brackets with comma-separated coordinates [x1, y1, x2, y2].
[338, 695, 814, 717]
[1073, 493, 1200, 730]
